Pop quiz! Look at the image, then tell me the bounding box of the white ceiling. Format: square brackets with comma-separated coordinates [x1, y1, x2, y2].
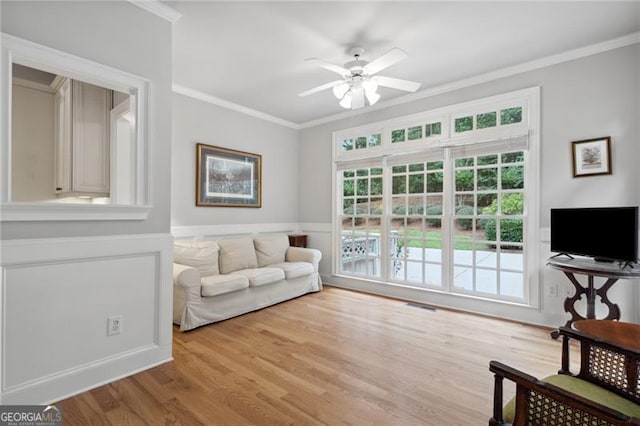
[169, 1, 640, 127]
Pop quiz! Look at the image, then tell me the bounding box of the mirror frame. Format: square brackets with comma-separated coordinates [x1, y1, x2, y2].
[1, 33, 151, 221]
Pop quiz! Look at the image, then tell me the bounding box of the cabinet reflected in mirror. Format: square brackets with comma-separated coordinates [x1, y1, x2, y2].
[11, 63, 133, 204]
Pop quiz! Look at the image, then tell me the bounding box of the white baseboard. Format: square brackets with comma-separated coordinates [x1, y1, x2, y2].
[0, 233, 173, 404]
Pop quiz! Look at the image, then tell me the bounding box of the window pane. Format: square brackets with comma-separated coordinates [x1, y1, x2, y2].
[455, 194, 474, 210]
[501, 272, 524, 298]
[501, 193, 524, 215]
[501, 166, 524, 189]
[477, 168, 497, 190]
[370, 199, 382, 215]
[356, 179, 368, 195]
[427, 161, 443, 171]
[408, 195, 424, 214]
[343, 180, 354, 196]
[455, 169, 474, 191]
[478, 154, 498, 165]
[500, 219, 523, 243]
[455, 157, 474, 167]
[356, 169, 368, 176]
[355, 136, 367, 149]
[408, 126, 423, 140]
[477, 112, 497, 129]
[500, 107, 522, 125]
[392, 176, 406, 194]
[392, 197, 408, 215]
[502, 151, 523, 163]
[426, 195, 443, 209]
[342, 138, 353, 151]
[343, 170, 354, 178]
[426, 172, 443, 193]
[391, 129, 405, 143]
[426, 122, 442, 137]
[478, 193, 497, 212]
[343, 199, 353, 213]
[371, 167, 383, 175]
[392, 165, 406, 173]
[455, 116, 473, 132]
[408, 174, 424, 194]
[369, 133, 382, 147]
[370, 177, 383, 195]
[408, 163, 424, 172]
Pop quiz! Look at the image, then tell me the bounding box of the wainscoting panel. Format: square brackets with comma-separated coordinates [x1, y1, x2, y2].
[0, 233, 173, 404]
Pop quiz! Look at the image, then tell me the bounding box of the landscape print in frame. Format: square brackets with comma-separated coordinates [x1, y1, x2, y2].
[196, 143, 262, 207]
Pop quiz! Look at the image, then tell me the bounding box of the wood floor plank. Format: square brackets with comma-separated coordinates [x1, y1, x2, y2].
[57, 287, 577, 425]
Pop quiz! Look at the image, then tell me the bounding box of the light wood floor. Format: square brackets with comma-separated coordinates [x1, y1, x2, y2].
[58, 287, 576, 425]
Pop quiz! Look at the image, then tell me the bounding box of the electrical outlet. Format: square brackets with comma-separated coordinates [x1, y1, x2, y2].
[108, 315, 122, 336]
[546, 284, 558, 298]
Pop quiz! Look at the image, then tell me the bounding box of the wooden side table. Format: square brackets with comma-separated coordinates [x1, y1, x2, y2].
[547, 257, 640, 339]
[288, 234, 307, 248]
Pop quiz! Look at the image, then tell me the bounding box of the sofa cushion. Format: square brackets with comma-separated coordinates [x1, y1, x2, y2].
[503, 374, 640, 423]
[218, 237, 258, 274]
[254, 234, 289, 267]
[201, 274, 249, 297]
[174, 240, 220, 276]
[271, 262, 313, 279]
[234, 267, 285, 287]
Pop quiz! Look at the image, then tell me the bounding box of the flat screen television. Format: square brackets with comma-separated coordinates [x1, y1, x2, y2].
[550, 206, 639, 263]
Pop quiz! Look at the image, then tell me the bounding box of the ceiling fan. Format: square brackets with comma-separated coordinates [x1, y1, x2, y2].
[298, 47, 421, 110]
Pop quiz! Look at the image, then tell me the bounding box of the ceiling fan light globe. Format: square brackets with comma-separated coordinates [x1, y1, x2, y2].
[365, 91, 381, 106]
[333, 83, 350, 100]
[362, 78, 378, 94]
[339, 91, 352, 109]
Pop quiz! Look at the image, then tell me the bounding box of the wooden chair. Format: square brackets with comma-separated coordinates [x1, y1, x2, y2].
[489, 326, 640, 425]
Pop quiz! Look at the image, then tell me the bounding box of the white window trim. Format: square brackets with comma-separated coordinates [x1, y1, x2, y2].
[332, 87, 541, 308]
[0, 33, 151, 221]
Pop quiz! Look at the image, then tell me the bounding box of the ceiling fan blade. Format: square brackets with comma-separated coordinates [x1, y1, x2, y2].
[297, 80, 345, 97]
[305, 58, 350, 76]
[363, 48, 408, 75]
[351, 87, 365, 109]
[375, 76, 421, 92]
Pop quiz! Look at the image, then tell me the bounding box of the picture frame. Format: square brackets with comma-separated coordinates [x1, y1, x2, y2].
[196, 143, 262, 207]
[571, 136, 611, 178]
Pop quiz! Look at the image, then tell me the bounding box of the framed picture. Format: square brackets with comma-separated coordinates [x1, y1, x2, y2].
[196, 143, 262, 207]
[571, 137, 611, 178]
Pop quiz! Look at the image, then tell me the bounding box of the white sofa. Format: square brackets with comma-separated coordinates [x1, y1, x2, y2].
[172, 233, 322, 331]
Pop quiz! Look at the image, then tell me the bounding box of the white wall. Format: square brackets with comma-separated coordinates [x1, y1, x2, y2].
[0, 1, 173, 404]
[171, 92, 300, 230]
[298, 44, 640, 327]
[11, 82, 55, 202]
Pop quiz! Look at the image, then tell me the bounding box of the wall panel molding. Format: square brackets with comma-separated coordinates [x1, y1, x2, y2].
[0, 233, 173, 404]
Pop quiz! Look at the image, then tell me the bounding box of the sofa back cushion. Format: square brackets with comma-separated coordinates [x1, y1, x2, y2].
[254, 234, 289, 267]
[174, 240, 220, 276]
[218, 237, 258, 274]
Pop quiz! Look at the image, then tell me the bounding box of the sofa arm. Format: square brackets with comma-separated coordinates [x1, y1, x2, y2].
[174, 263, 200, 287]
[173, 263, 202, 302]
[286, 246, 322, 271]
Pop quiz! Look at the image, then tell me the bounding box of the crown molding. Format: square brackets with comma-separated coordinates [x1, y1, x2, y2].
[298, 31, 640, 129]
[173, 84, 300, 130]
[128, 1, 182, 23]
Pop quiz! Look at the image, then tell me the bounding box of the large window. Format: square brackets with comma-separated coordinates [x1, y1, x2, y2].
[333, 88, 539, 305]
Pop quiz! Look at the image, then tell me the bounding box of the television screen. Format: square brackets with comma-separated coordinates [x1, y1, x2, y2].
[550, 207, 639, 262]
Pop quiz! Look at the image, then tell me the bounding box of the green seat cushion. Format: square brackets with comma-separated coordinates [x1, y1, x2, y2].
[503, 374, 640, 423]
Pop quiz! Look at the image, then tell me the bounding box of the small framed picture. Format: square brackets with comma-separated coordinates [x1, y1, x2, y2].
[571, 137, 611, 177]
[196, 143, 262, 207]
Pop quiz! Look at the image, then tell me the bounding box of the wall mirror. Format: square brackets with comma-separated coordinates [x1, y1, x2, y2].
[1, 33, 150, 221]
